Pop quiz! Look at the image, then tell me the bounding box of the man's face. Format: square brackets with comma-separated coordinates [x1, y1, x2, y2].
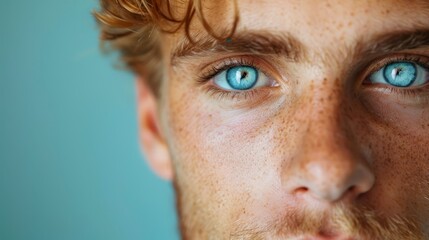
[148, 0, 429, 239]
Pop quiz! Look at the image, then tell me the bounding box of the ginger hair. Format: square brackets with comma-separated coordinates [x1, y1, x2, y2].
[94, 0, 239, 94]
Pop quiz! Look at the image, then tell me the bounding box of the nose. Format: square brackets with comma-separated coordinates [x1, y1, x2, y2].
[287, 154, 374, 202]
[283, 99, 374, 203]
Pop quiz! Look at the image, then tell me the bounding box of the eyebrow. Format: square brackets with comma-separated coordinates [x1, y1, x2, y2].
[171, 31, 305, 62]
[359, 29, 429, 56]
[171, 29, 429, 65]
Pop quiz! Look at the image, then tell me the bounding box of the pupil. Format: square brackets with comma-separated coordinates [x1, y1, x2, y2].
[241, 71, 248, 79]
[392, 68, 402, 79]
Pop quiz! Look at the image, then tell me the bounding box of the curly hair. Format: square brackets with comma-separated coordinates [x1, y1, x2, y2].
[94, 0, 239, 94]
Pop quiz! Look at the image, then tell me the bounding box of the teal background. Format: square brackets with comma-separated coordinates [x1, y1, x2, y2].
[0, 1, 178, 239]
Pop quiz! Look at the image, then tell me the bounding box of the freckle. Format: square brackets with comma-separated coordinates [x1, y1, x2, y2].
[386, 157, 392, 164]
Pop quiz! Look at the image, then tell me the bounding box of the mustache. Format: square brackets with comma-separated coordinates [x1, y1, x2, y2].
[230, 204, 424, 240]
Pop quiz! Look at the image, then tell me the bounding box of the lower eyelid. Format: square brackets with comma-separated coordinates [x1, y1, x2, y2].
[204, 86, 281, 107]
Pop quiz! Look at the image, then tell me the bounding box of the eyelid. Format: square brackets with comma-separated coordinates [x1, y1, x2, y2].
[197, 55, 280, 85]
[360, 53, 429, 102]
[364, 53, 429, 82]
[369, 62, 428, 87]
[195, 56, 284, 105]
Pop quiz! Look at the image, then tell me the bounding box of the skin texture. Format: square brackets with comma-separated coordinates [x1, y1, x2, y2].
[137, 0, 429, 239]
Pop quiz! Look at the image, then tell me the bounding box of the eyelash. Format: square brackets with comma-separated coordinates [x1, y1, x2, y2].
[364, 54, 429, 96]
[197, 57, 275, 101]
[367, 54, 429, 76]
[198, 57, 258, 83]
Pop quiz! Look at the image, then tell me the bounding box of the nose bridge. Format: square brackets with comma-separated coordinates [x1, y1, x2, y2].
[282, 81, 374, 202]
[299, 80, 350, 154]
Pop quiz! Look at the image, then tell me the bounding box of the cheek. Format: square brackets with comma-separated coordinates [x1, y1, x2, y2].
[371, 133, 429, 222]
[164, 77, 299, 222]
[165, 69, 279, 177]
[167, 90, 277, 190]
[360, 90, 429, 134]
[355, 103, 429, 219]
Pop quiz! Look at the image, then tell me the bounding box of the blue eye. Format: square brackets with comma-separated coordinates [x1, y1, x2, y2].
[226, 66, 258, 90]
[213, 65, 274, 91]
[369, 61, 428, 87]
[383, 62, 416, 87]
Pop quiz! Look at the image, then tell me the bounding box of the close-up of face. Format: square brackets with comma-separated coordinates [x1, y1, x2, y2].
[98, 0, 429, 239]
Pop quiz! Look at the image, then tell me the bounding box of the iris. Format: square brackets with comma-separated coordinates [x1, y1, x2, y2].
[383, 62, 417, 87]
[226, 66, 258, 90]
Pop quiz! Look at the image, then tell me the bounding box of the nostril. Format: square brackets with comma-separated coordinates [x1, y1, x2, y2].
[346, 185, 356, 197]
[342, 185, 365, 201]
[347, 185, 355, 192]
[294, 187, 309, 195]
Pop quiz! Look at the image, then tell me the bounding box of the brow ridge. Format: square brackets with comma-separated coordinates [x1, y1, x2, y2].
[171, 30, 305, 62]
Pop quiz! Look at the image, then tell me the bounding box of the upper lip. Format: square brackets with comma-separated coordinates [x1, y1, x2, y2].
[299, 236, 354, 240]
[294, 229, 356, 240]
[300, 233, 355, 240]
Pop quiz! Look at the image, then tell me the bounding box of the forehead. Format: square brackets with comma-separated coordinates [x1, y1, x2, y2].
[167, 0, 429, 52]
[237, 1, 427, 39]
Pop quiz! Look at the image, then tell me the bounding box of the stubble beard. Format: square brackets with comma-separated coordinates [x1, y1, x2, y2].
[173, 179, 426, 240]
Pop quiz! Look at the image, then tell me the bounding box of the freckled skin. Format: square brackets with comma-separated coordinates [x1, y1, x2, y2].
[146, 0, 429, 239]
